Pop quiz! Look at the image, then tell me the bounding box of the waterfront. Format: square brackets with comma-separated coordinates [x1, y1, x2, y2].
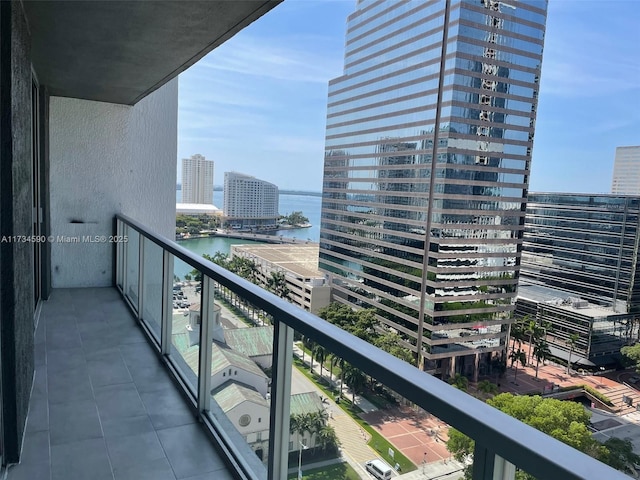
[174, 191, 322, 279]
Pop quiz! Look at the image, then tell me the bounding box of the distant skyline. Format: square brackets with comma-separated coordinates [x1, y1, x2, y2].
[177, 0, 639, 193]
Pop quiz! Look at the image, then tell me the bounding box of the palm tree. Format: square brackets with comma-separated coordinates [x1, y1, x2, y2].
[266, 271, 290, 300]
[509, 348, 526, 385]
[308, 410, 328, 441]
[510, 319, 526, 352]
[533, 338, 551, 379]
[316, 424, 340, 452]
[289, 413, 301, 437]
[566, 333, 580, 375]
[343, 364, 366, 404]
[313, 344, 327, 379]
[525, 318, 543, 365]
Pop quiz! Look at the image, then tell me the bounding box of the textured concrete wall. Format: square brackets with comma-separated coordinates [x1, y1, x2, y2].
[0, 1, 35, 463]
[49, 78, 178, 287]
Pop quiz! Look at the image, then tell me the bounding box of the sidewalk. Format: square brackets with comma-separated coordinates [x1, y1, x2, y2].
[396, 459, 465, 480]
[292, 343, 378, 413]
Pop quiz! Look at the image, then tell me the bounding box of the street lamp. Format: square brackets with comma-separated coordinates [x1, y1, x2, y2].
[600, 366, 605, 385]
[298, 441, 308, 480]
[422, 452, 427, 475]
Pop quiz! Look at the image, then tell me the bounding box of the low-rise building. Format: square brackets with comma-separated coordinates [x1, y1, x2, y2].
[176, 202, 223, 217]
[516, 283, 632, 367]
[231, 243, 331, 313]
[517, 193, 640, 367]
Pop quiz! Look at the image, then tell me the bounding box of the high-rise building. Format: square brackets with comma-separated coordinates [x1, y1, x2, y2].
[517, 192, 640, 366]
[182, 153, 214, 204]
[319, 0, 547, 379]
[223, 172, 279, 229]
[611, 146, 640, 195]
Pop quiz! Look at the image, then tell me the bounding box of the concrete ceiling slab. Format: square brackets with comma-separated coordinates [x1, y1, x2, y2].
[23, 1, 282, 105]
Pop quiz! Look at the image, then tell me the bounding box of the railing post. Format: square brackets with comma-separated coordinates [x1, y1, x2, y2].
[268, 320, 294, 480]
[161, 250, 173, 355]
[198, 275, 214, 413]
[115, 219, 123, 289]
[473, 444, 516, 480]
[121, 224, 128, 295]
[137, 235, 145, 320]
[472, 443, 495, 480]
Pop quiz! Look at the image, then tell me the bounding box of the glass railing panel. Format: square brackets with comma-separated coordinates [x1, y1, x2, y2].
[203, 286, 274, 479]
[289, 327, 344, 480]
[123, 225, 139, 311]
[114, 215, 630, 480]
[168, 255, 202, 394]
[140, 236, 163, 342]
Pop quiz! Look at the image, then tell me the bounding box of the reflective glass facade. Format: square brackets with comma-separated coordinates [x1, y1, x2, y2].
[319, 0, 547, 375]
[520, 193, 640, 314]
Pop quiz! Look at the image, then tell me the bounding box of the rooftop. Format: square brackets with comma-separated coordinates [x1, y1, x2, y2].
[224, 327, 274, 358]
[209, 343, 268, 379]
[290, 392, 324, 416]
[232, 243, 324, 280]
[518, 283, 623, 319]
[176, 203, 222, 214]
[212, 381, 269, 413]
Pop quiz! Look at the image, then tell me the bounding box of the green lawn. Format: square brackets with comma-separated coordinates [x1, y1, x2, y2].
[287, 462, 361, 480]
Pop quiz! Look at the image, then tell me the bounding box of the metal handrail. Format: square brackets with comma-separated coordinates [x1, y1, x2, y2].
[116, 214, 628, 480]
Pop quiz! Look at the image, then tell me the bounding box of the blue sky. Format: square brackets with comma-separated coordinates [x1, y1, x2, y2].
[177, 0, 640, 193]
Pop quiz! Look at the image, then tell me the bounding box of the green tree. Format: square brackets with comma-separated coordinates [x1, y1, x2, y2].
[599, 438, 640, 476]
[316, 424, 340, 453]
[312, 343, 328, 379]
[532, 338, 551, 379]
[476, 380, 499, 398]
[621, 343, 640, 372]
[567, 333, 580, 374]
[510, 319, 526, 351]
[266, 271, 290, 300]
[343, 364, 366, 404]
[524, 318, 544, 365]
[447, 394, 610, 478]
[509, 348, 526, 384]
[284, 211, 309, 226]
[448, 373, 469, 392]
[375, 333, 415, 364]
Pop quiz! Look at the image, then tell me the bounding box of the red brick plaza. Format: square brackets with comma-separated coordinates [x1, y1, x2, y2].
[361, 406, 452, 466]
[361, 349, 640, 467]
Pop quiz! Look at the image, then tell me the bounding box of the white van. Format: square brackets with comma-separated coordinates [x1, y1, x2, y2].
[365, 459, 392, 479]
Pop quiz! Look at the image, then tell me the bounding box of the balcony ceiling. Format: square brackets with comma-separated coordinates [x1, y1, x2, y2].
[23, 1, 282, 105]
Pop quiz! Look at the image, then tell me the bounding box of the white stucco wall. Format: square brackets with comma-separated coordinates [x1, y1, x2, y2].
[49, 78, 178, 287]
[211, 368, 269, 397]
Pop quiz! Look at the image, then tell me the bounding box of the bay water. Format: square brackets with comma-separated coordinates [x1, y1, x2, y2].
[174, 190, 322, 279]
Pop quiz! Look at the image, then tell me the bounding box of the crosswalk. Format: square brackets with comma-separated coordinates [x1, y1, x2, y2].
[329, 409, 378, 465]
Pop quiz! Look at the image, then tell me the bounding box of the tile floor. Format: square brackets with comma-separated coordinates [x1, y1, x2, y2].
[7, 288, 235, 480]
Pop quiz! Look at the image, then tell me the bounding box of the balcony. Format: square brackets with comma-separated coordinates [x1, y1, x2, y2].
[7, 288, 233, 480]
[7, 215, 630, 480]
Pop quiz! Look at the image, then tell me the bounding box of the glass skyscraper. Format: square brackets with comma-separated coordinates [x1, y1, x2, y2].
[319, 0, 547, 378]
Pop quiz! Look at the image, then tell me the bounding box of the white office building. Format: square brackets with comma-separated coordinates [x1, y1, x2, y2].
[182, 153, 214, 204]
[611, 146, 640, 195]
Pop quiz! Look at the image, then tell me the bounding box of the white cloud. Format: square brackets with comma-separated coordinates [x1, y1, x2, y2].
[197, 34, 343, 84]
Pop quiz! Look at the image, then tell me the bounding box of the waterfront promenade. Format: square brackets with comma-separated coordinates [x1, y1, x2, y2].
[177, 229, 315, 245]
